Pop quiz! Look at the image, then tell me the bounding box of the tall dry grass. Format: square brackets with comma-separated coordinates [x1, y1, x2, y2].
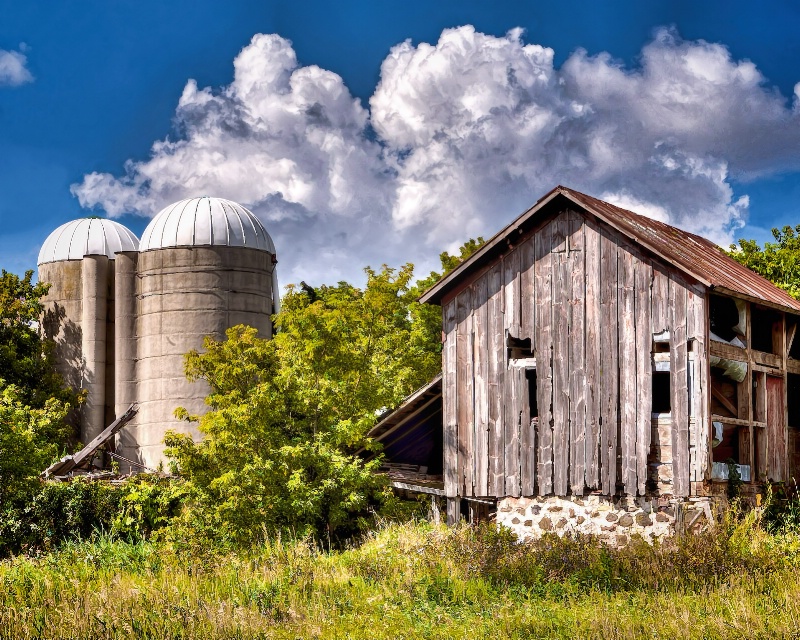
[2, 507, 800, 639]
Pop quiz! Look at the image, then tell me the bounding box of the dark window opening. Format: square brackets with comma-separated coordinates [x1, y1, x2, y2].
[710, 294, 743, 342]
[507, 335, 533, 361]
[751, 305, 781, 354]
[712, 423, 741, 463]
[789, 374, 800, 427]
[652, 371, 671, 413]
[653, 340, 670, 354]
[526, 368, 538, 418]
[789, 319, 800, 359]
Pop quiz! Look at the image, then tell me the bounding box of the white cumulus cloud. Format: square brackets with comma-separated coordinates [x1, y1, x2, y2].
[0, 46, 33, 86]
[72, 26, 800, 285]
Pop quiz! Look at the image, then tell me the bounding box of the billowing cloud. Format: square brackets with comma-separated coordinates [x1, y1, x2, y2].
[72, 27, 800, 285]
[0, 46, 33, 86]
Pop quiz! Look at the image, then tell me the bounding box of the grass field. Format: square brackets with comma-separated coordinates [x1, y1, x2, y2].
[3, 511, 800, 639]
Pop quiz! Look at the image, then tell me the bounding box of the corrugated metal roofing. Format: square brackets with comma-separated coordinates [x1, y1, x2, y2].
[420, 185, 800, 313]
[38, 218, 139, 265]
[140, 196, 276, 254]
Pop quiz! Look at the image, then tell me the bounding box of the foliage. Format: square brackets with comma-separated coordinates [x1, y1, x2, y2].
[407, 237, 486, 365]
[0, 270, 76, 526]
[0, 270, 72, 407]
[725, 458, 743, 499]
[0, 383, 71, 507]
[165, 245, 485, 544]
[3, 518, 800, 639]
[0, 476, 185, 558]
[728, 226, 800, 299]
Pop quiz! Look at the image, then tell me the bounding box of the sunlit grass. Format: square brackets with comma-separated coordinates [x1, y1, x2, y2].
[3, 514, 800, 639]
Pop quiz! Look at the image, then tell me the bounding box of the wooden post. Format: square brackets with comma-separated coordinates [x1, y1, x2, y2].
[446, 498, 460, 526]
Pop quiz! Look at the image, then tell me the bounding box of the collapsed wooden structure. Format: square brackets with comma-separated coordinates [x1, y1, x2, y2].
[371, 186, 800, 523]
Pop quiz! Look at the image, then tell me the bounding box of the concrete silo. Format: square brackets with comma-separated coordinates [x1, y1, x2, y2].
[121, 197, 278, 470]
[37, 218, 140, 445]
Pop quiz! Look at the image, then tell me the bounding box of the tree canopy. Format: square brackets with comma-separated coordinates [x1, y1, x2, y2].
[728, 226, 800, 299]
[0, 270, 73, 507]
[0, 270, 71, 407]
[165, 242, 484, 542]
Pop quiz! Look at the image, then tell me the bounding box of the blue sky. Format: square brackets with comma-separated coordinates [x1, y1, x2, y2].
[1, 0, 799, 284]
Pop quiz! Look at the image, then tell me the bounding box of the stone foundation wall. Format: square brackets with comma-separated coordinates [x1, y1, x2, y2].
[496, 495, 715, 546]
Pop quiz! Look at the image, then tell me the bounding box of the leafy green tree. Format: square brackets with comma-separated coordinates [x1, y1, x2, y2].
[0, 383, 70, 506]
[165, 244, 485, 543]
[408, 237, 486, 367]
[0, 270, 73, 511]
[728, 226, 800, 299]
[0, 270, 71, 407]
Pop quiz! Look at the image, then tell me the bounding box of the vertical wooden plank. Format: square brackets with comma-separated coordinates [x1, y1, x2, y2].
[634, 256, 652, 496]
[584, 218, 601, 490]
[456, 289, 474, 497]
[487, 263, 505, 497]
[670, 276, 689, 497]
[568, 211, 586, 495]
[552, 213, 570, 495]
[443, 297, 458, 498]
[519, 236, 536, 343]
[746, 303, 755, 482]
[473, 275, 489, 497]
[504, 249, 521, 336]
[503, 250, 521, 496]
[619, 245, 637, 495]
[754, 371, 767, 481]
[599, 229, 619, 495]
[651, 267, 669, 335]
[519, 237, 536, 496]
[535, 222, 554, 494]
[687, 288, 708, 485]
[651, 266, 671, 489]
[767, 375, 786, 482]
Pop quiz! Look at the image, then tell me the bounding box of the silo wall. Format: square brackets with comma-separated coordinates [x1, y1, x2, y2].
[130, 246, 274, 470]
[39, 260, 84, 391]
[39, 257, 116, 446]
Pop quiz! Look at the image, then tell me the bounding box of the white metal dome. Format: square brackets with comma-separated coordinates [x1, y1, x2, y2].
[139, 197, 276, 254]
[38, 218, 140, 265]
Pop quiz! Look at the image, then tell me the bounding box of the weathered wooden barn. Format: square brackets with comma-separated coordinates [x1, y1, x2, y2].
[370, 186, 800, 534]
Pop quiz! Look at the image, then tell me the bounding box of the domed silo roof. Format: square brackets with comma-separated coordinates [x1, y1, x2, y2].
[38, 218, 140, 265]
[140, 197, 276, 254]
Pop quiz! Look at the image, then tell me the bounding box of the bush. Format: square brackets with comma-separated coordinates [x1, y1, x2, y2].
[0, 476, 186, 558]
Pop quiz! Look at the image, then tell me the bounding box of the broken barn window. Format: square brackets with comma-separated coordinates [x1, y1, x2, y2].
[710, 368, 739, 417]
[751, 305, 781, 354]
[507, 334, 536, 369]
[789, 318, 800, 359]
[789, 374, 800, 427]
[526, 368, 538, 419]
[507, 335, 533, 360]
[651, 371, 671, 414]
[709, 295, 746, 343]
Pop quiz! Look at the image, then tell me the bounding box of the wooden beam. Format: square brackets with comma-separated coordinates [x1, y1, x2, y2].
[787, 322, 797, 356]
[711, 386, 738, 417]
[753, 350, 782, 369]
[711, 414, 766, 428]
[391, 481, 445, 496]
[709, 341, 747, 361]
[42, 404, 138, 477]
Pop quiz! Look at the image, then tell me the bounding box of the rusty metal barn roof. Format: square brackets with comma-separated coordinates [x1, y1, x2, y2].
[420, 185, 800, 313]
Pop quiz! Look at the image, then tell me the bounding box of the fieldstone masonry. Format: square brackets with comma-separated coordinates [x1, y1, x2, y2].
[495, 495, 715, 546]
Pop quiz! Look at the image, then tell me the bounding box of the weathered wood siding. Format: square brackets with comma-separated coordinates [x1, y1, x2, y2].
[441, 208, 707, 498]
